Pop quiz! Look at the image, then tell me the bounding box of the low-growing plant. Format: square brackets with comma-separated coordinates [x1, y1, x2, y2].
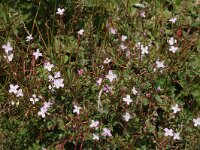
[0, 0, 200, 149]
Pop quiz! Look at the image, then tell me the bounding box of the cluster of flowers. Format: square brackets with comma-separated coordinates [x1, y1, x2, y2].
[9, 84, 24, 97]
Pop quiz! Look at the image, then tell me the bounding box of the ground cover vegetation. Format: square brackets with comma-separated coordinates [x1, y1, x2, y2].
[0, 0, 200, 149]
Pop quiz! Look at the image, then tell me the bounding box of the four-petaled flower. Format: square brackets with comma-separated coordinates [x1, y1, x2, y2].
[56, 8, 65, 15]
[132, 87, 138, 95]
[169, 46, 178, 53]
[102, 128, 112, 137]
[141, 45, 148, 54]
[193, 117, 200, 127]
[123, 95, 133, 105]
[156, 60, 165, 68]
[90, 120, 99, 129]
[120, 44, 127, 50]
[26, 34, 33, 42]
[173, 132, 181, 140]
[33, 49, 42, 60]
[9, 84, 19, 94]
[30, 94, 39, 104]
[93, 133, 99, 140]
[169, 18, 177, 23]
[105, 70, 117, 82]
[164, 128, 174, 137]
[123, 112, 131, 122]
[44, 62, 54, 72]
[171, 104, 181, 114]
[2, 42, 13, 54]
[103, 58, 111, 64]
[168, 37, 177, 45]
[73, 105, 81, 115]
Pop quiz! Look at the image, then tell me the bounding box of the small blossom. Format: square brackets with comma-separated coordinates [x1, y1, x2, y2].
[90, 120, 99, 129]
[156, 60, 165, 68]
[56, 8, 65, 15]
[171, 104, 181, 114]
[26, 34, 33, 42]
[9, 84, 19, 94]
[97, 78, 103, 86]
[78, 69, 84, 75]
[103, 58, 111, 64]
[135, 42, 141, 48]
[44, 62, 54, 71]
[30, 94, 39, 104]
[168, 37, 177, 45]
[105, 70, 117, 82]
[52, 78, 64, 89]
[73, 105, 81, 115]
[16, 89, 23, 97]
[169, 18, 177, 23]
[77, 29, 84, 35]
[132, 87, 138, 95]
[54, 71, 61, 78]
[109, 27, 117, 34]
[121, 35, 127, 41]
[33, 49, 42, 60]
[2, 42, 13, 54]
[6, 53, 14, 62]
[169, 46, 178, 53]
[102, 128, 112, 137]
[193, 117, 200, 127]
[140, 11, 146, 18]
[173, 132, 181, 140]
[123, 95, 133, 105]
[120, 44, 127, 50]
[164, 128, 174, 137]
[123, 112, 131, 122]
[93, 133, 99, 141]
[141, 45, 148, 55]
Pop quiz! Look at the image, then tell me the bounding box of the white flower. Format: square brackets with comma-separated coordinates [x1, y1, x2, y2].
[193, 117, 200, 127]
[38, 102, 52, 118]
[141, 45, 148, 55]
[135, 42, 141, 48]
[44, 62, 54, 71]
[168, 37, 177, 45]
[2, 42, 13, 54]
[103, 58, 111, 64]
[123, 95, 133, 105]
[156, 60, 165, 68]
[171, 104, 181, 114]
[102, 128, 112, 137]
[169, 46, 178, 53]
[173, 132, 181, 140]
[7, 53, 14, 62]
[120, 44, 127, 50]
[132, 87, 138, 95]
[16, 89, 23, 97]
[73, 105, 81, 115]
[140, 11, 146, 18]
[89, 120, 99, 129]
[109, 27, 117, 34]
[93, 133, 99, 141]
[26, 34, 33, 42]
[164, 128, 174, 137]
[97, 78, 103, 86]
[33, 49, 42, 60]
[121, 35, 127, 41]
[105, 70, 117, 82]
[9, 84, 19, 94]
[56, 8, 65, 15]
[169, 18, 177, 23]
[30, 94, 39, 104]
[77, 29, 84, 35]
[123, 112, 131, 122]
[54, 71, 61, 78]
[52, 78, 64, 89]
